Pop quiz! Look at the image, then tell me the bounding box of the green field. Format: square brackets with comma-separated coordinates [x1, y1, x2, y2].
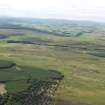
[0, 18, 105, 105]
[0, 60, 63, 93]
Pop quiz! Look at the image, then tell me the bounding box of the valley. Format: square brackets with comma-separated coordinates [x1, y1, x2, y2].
[0, 18, 105, 105]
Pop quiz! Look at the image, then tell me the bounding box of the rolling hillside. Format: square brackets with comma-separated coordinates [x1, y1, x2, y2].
[0, 18, 105, 105]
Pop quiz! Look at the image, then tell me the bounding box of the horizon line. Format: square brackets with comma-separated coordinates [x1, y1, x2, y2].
[0, 16, 105, 23]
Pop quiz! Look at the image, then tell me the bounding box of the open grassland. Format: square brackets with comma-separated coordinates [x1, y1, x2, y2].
[0, 23, 105, 105]
[0, 60, 63, 94]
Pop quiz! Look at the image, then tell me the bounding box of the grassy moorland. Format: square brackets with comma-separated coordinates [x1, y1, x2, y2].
[0, 18, 105, 105]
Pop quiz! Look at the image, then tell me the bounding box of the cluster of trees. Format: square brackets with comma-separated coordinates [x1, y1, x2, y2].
[0, 78, 63, 105]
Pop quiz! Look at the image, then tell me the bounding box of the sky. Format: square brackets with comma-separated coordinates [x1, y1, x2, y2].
[0, 0, 105, 21]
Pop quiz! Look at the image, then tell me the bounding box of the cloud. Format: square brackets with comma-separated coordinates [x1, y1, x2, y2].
[0, 0, 105, 21]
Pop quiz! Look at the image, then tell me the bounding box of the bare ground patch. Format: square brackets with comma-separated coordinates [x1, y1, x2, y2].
[0, 83, 7, 95]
